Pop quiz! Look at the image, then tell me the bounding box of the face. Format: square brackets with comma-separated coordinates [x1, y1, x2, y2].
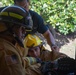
[13, 25, 26, 42]
[15, 0, 30, 11]
[28, 46, 41, 58]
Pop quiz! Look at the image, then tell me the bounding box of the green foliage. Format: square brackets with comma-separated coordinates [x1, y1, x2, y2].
[31, 0, 76, 35]
[1, 0, 76, 35]
[1, 0, 14, 6]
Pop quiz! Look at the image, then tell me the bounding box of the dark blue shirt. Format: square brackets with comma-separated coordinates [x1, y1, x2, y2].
[29, 10, 48, 34]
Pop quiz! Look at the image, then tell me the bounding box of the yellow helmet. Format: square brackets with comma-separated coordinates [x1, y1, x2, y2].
[23, 34, 43, 48]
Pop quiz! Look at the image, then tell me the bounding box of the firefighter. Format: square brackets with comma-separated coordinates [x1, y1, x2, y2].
[23, 34, 67, 62]
[23, 34, 68, 75]
[0, 5, 38, 75]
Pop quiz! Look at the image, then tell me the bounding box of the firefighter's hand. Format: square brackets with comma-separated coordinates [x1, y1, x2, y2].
[51, 44, 59, 52]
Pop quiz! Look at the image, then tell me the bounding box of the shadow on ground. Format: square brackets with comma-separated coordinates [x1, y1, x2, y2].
[56, 31, 76, 49]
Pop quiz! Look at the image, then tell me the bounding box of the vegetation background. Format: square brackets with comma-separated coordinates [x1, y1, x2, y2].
[0, 0, 76, 58]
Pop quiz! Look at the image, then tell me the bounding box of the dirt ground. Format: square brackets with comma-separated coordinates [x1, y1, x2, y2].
[56, 32, 76, 59]
[45, 31, 76, 59]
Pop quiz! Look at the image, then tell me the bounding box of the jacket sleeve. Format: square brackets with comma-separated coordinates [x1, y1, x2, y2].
[23, 57, 40, 68]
